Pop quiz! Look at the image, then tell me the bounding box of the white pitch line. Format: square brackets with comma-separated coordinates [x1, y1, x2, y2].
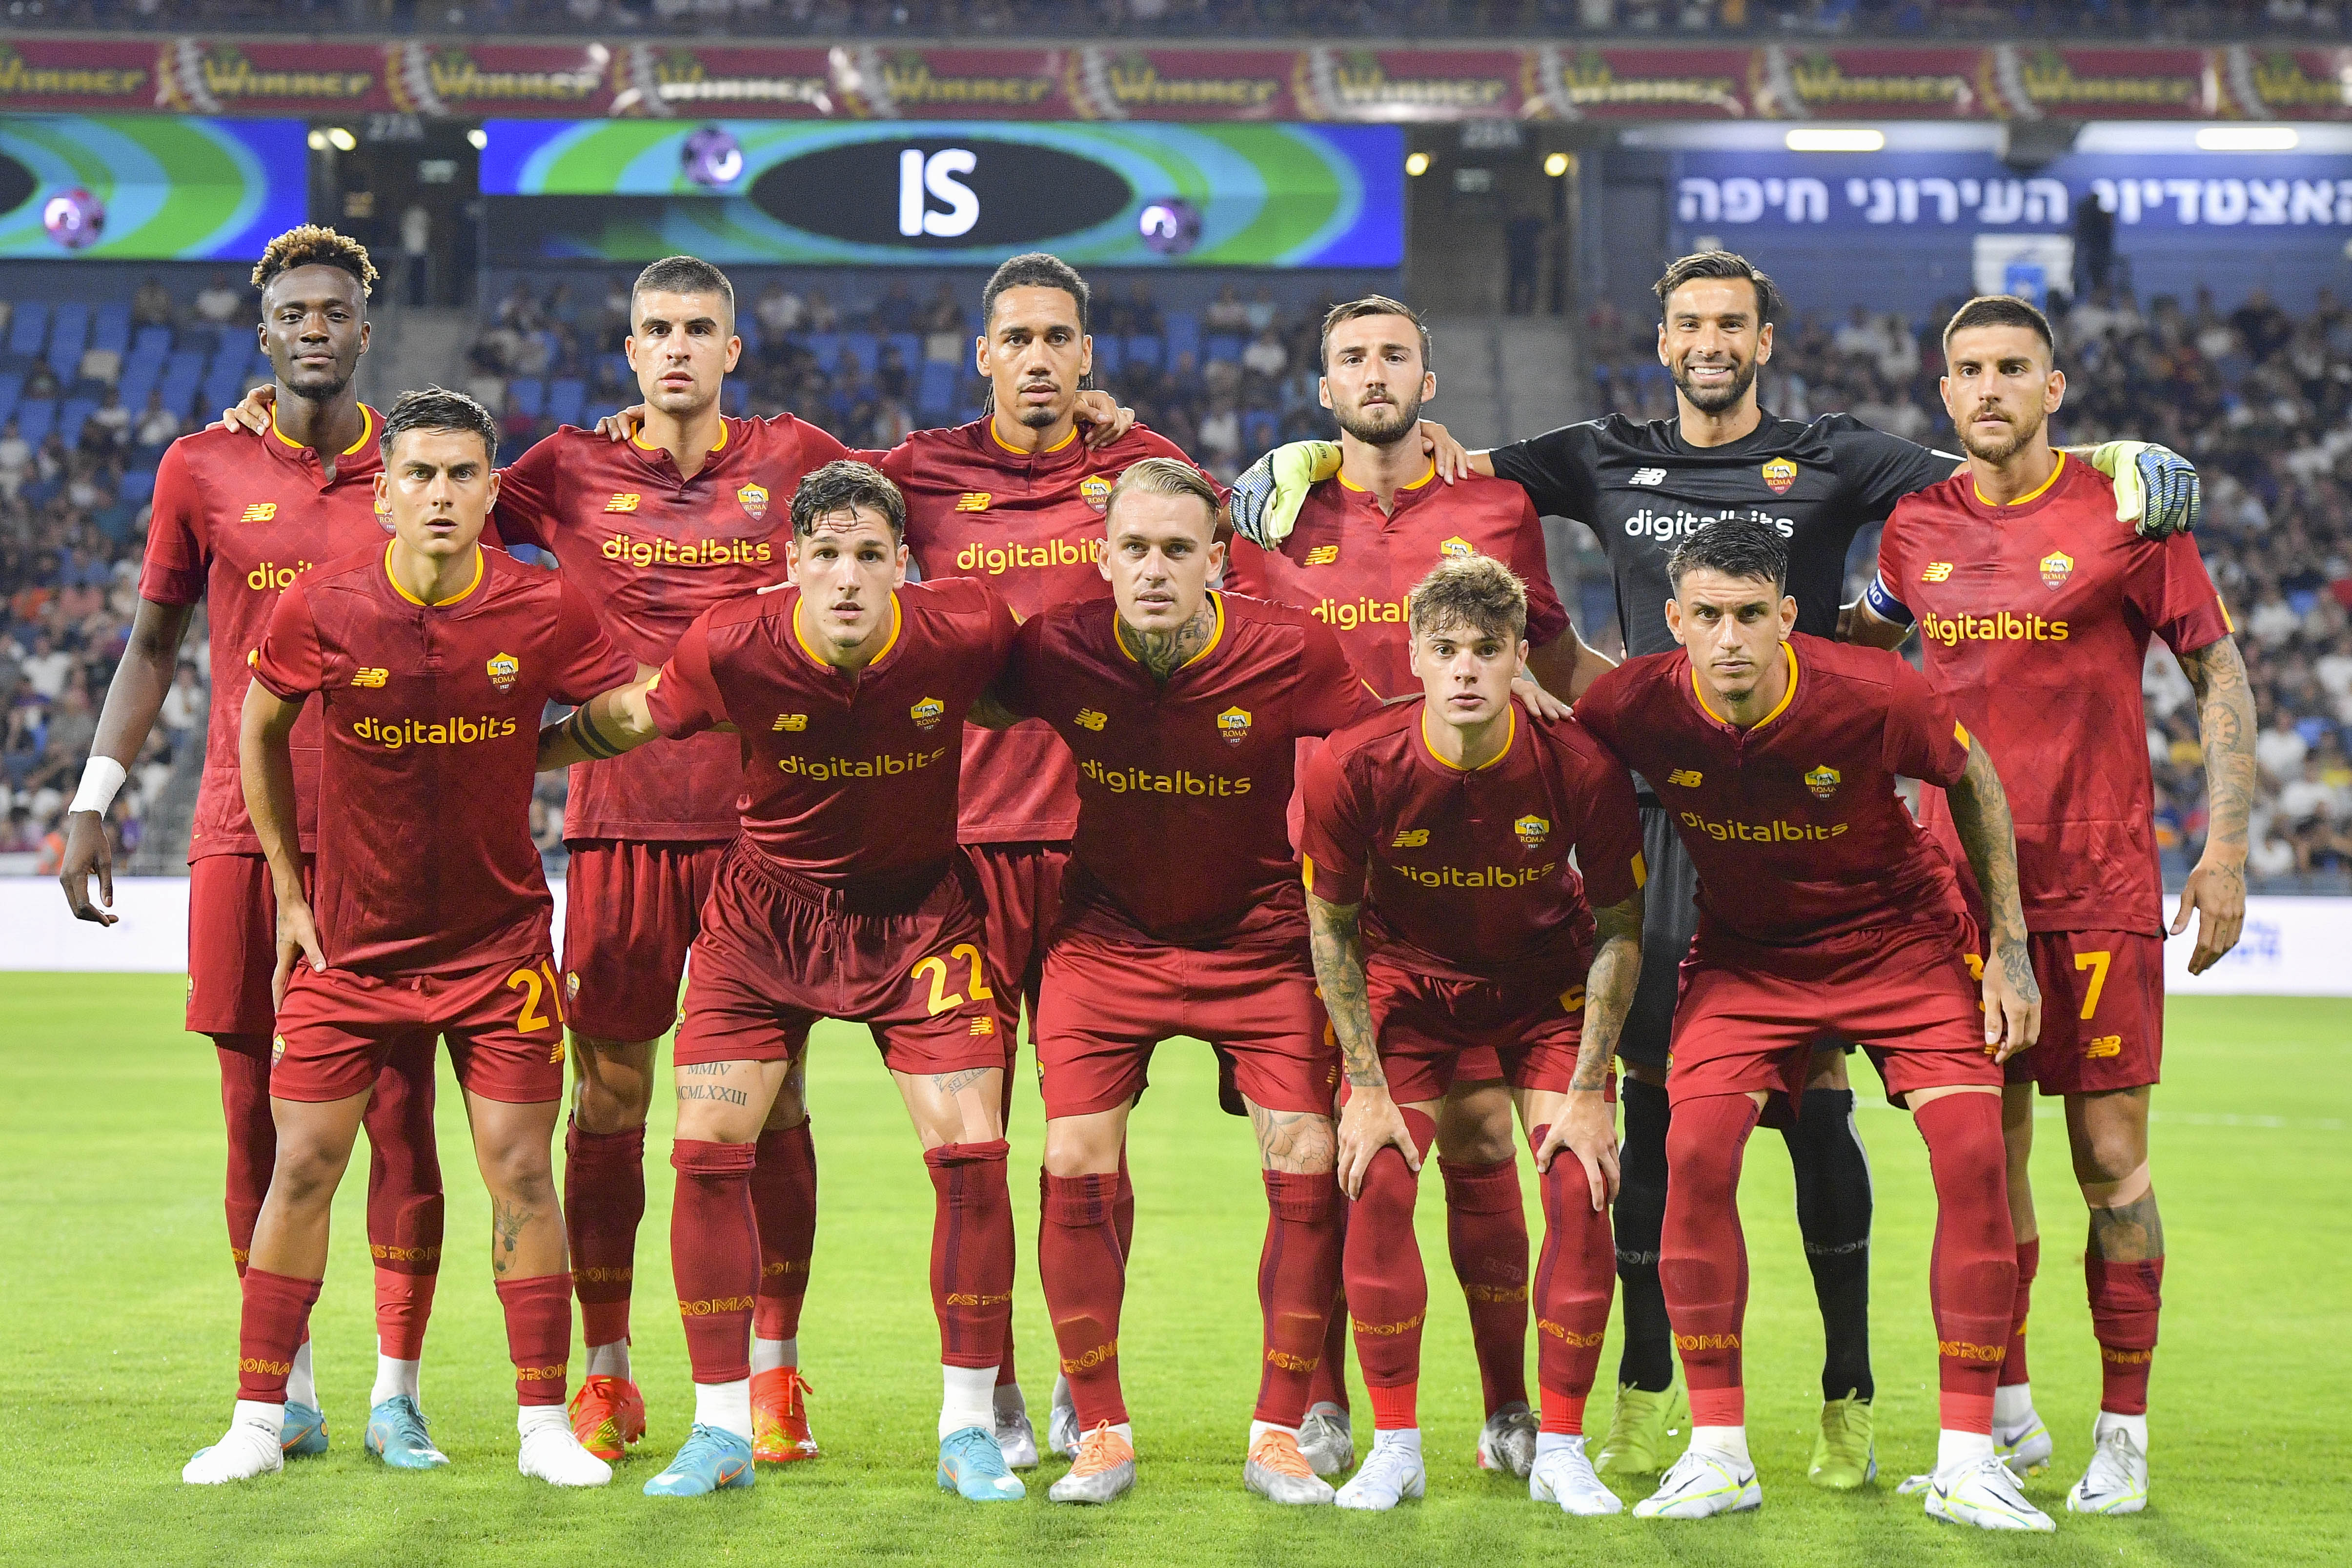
[1854, 1101, 2345, 1132]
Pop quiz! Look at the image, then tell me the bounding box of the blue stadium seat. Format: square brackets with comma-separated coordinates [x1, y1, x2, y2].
[1127, 335, 1162, 371]
[916, 361, 956, 419]
[119, 366, 157, 411]
[546, 378, 585, 428]
[724, 381, 748, 416]
[0, 371, 20, 428]
[508, 378, 546, 420]
[842, 332, 878, 377]
[1204, 334, 1244, 365]
[58, 396, 96, 445]
[805, 332, 842, 373]
[159, 375, 200, 423]
[92, 304, 130, 355]
[600, 352, 629, 387]
[17, 398, 55, 447]
[1093, 336, 1123, 378]
[166, 348, 204, 383]
[1245, 409, 1280, 453]
[1164, 312, 1200, 366]
[884, 333, 922, 374]
[735, 318, 761, 356]
[121, 469, 156, 504]
[132, 325, 173, 360]
[6, 301, 47, 355]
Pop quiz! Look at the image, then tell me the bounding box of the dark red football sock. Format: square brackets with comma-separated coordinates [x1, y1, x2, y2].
[1345, 1110, 1436, 1424]
[1113, 1149, 1136, 1260]
[365, 1040, 444, 1362]
[2001, 1237, 2039, 1389]
[670, 1138, 759, 1385]
[1255, 1168, 1343, 1426]
[1039, 1170, 1127, 1426]
[566, 1118, 647, 1352]
[215, 1042, 275, 1279]
[237, 1267, 323, 1403]
[1440, 1155, 1532, 1416]
[1532, 1123, 1614, 1437]
[2087, 1252, 2162, 1416]
[749, 1121, 816, 1345]
[1660, 1094, 1760, 1429]
[1914, 1094, 2017, 1435]
[496, 1272, 573, 1406]
[925, 1140, 1014, 1370]
[1308, 1283, 1351, 1413]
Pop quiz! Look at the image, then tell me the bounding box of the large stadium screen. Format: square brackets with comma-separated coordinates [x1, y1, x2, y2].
[0, 115, 307, 260]
[477, 119, 1403, 267]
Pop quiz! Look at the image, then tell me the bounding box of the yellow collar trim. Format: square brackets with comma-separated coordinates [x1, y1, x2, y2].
[1973, 450, 2064, 508]
[793, 589, 901, 671]
[1114, 591, 1225, 671]
[1691, 641, 1798, 732]
[1337, 460, 1438, 495]
[633, 418, 730, 455]
[272, 401, 374, 457]
[1419, 702, 1515, 772]
[989, 418, 1078, 456]
[384, 541, 483, 608]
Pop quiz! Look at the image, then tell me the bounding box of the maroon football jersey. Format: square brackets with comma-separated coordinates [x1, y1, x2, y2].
[1574, 632, 1974, 946]
[249, 543, 635, 975]
[646, 576, 1015, 902]
[872, 420, 1215, 845]
[1001, 590, 1379, 947]
[139, 407, 393, 861]
[494, 416, 850, 842]
[1299, 701, 1645, 986]
[1225, 467, 1571, 700]
[1876, 456, 2233, 936]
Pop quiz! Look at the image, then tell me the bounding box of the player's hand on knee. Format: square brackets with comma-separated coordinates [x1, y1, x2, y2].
[2172, 854, 2247, 975]
[57, 811, 116, 925]
[1981, 938, 2042, 1060]
[1538, 1090, 1618, 1212]
[1075, 390, 1135, 448]
[1419, 419, 1471, 483]
[1336, 1084, 1418, 1200]
[596, 405, 647, 443]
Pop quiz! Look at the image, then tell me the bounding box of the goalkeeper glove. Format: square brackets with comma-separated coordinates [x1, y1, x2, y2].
[1227, 441, 1340, 547]
[2088, 441, 2201, 540]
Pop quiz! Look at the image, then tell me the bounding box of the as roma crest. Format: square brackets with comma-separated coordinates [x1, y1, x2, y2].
[1515, 814, 1551, 849]
[737, 481, 770, 522]
[1805, 764, 1841, 799]
[487, 651, 519, 692]
[1217, 706, 1253, 745]
[2039, 550, 2074, 590]
[910, 696, 945, 732]
[1079, 474, 1113, 513]
[1761, 458, 1798, 495]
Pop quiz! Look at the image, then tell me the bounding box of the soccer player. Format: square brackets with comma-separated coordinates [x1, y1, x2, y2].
[1574, 516, 2053, 1532]
[1853, 294, 2254, 1515]
[1299, 553, 1644, 1513]
[536, 460, 1028, 1504]
[1227, 294, 1617, 1478]
[58, 227, 450, 1467]
[1229, 249, 2200, 1489]
[182, 387, 636, 1487]
[980, 457, 1378, 1506]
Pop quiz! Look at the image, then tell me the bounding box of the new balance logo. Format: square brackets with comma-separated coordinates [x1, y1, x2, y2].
[1304, 545, 1340, 566]
[1391, 828, 1430, 847]
[955, 491, 992, 511]
[2083, 1035, 2124, 1059]
[1922, 561, 1954, 582]
[1666, 768, 1703, 787]
[1075, 708, 1107, 731]
[352, 667, 388, 688]
[605, 492, 641, 513]
[773, 713, 808, 731]
[969, 1017, 995, 1036]
[240, 502, 278, 522]
[1629, 468, 1667, 487]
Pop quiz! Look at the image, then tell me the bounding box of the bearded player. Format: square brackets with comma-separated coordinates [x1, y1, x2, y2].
[184, 388, 637, 1488]
[60, 227, 450, 1467]
[975, 458, 1377, 1506]
[1575, 516, 2052, 1532]
[538, 461, 1029, 1504]
[1299, 554, 1644, 1513]
[1227, 295, 1616, 1479]
[1852, 295, 2253, 1516]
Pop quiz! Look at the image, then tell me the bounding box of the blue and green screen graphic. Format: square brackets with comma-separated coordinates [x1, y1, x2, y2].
[0, 116, 305, 259]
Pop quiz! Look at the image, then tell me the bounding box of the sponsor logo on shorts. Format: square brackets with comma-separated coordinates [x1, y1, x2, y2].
[1080, 758, 1252, 796]
[678, 1295, 757, 1316]
[955, 491, 992, 512]
[1074, 708, 1107, 731]
[239, 1356, 294, 1376]
[605, 492, 641, 513]
[778, 745, 949, 783]
[1940, 1338, 2007, 1364]
[599, 533, 771, 569]
[1805, 764, 1841, 799]
[944, 1291, 1014, 1306]
[1079, 474, 1113, 512]
[271, 1034, 286, 1063]
[1515, 813, 1550, 848]
[1217, 706, 1252, 744]
[1390, 859, 1558, 891]
[372, 1243, 442, 1263]
[1680, 809, 1846, 844]
[2040, 550, 2075, 589]
[2083, 1034, 2124, 1059]
[1439, 535, 1474, 560]
[772, 713, 808, 731]
[350, 714, 520, 750]
[487, 651, 519, 692]
[1675, 1332, 1741, 1351]
[954, 537, 1103, 575]
[736, 481, 769, 522]
[515, 1361, 569, 1384]
[1303, 544, 1340, 566]
[1310, 595, 1408, 632]
[1350, 1312, 1426, 1338]
[1666, 768, 1703, 788]
[1761, 457, 1798, 495]
[352, 667, 389, 688]
[566, 970, 580, 999]
[910, 695, 945, 732]
[1539, 1318, 1605, 1347]
[1060, 1339, 1117, 1374]
[970, 1017, 995, 1036]
[574, 1265, 633, 1283]
[1922, 561, 1954, 582]
[1263, 1348, 1318, 1372]
[244, 558, 312, 591]
[761, 1259, 808, 1279]
[240, 502, 279, 523]
[1391, 828, 1430, 847]
[1462, 1283, 1528, 1304]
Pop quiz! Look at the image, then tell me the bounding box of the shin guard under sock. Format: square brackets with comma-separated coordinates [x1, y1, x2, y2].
[495, 1273, 573, 1406]
[2086, 1253, 2162, 1416]
[1440, 1155, 1531, 1415]
[2001, 1237, 2039, 1389]
[749, 1121, 816, 1347]
[365, 1042, 444, 1363]
[923, 1140, 1014, 1370]
[1256, 1168, 1343, 1426]
[1913, 1094, 2017, 1435]
[670, 1139, 759, 1385]
[1781, 1084, 1874, 1403]
[1345, 1111, 1437, 1413]
[1039, 1170, 1127, 1426]
[566, 1118, 648, 1353]
[215, 1042, 275, 1278]
[237, 1268, 324, 1404]
[1614, 1076, 1675, 1393]
[1532, 1123, 1615, 1437]
[1660, 1094, 1760, 1429]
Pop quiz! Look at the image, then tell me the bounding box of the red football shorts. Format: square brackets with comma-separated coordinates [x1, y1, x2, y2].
[560, 838, 730, 1043]
[187, 853, 291, 1040]
[962, 839, 1072, 1046]
[1367, 961, 1590, 1106]
[1998, 929, 2164, 1096]
[272, 951, 568, 1104]
[1033, 925, 1339, 1120]
[671, 840, 1004, 1077]
[1669, 916, 1999, 1110]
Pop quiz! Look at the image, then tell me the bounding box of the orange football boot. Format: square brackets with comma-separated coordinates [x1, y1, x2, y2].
[752, 1367, 821, 1463]
[568, 1374, 648, 1463]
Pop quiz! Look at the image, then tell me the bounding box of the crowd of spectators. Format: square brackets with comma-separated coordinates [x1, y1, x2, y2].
[1589, 280, 2352, 888]
[8, 0, 2342, 40]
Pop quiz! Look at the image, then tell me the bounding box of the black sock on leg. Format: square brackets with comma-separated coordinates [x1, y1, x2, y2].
[1614, 1076, 1675, 1394]
[1783, 1084, 1874, 1404]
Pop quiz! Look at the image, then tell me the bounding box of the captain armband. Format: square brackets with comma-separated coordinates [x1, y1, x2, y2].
[1862, 572, 1914, 628]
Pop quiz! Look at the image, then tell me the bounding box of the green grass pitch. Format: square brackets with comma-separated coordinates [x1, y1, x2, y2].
[4, 976, 2347, 1566]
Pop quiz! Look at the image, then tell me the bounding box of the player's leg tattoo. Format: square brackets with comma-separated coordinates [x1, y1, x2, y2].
[464, 1091, 568, 1281]
[1248, 1101, 1337, 1175]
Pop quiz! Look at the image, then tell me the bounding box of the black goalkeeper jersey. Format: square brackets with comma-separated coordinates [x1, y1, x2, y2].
[1489, 410, 1957, 661]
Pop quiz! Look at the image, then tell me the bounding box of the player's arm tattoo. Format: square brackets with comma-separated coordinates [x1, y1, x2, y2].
[967, 690, 1021, 731]
[1128, 596, 1219, 681]
[2088, 1192, 2165, 1264]
[1945, 735, 2038, 999]
[1306, 891, 1383, 1090]
[2179, 636, 2256, 865]
[491, 1197, 532, 1276]
[536, 672, 662, 771]
[1573, 891, 1645, 1091]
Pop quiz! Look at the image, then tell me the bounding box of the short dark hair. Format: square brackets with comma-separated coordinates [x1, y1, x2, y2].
[1103, 456, 1219, 532]
[1943, 293, 2055, 357]
[379, 385, 497, 466]
[632, 255, 735, 329]
[1667, 516, 1788, 595]
[790, 459, 906, 541]
[1654, 250, 1779, 327]
[252, 224, 377, 300]
[1408, 553, 1526, 643]
[1319, 295, 1432, 373]
[982, 252, 1089, 337]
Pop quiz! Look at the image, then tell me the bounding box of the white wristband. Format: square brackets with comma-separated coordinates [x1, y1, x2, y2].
[69, 755, 128, 816]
